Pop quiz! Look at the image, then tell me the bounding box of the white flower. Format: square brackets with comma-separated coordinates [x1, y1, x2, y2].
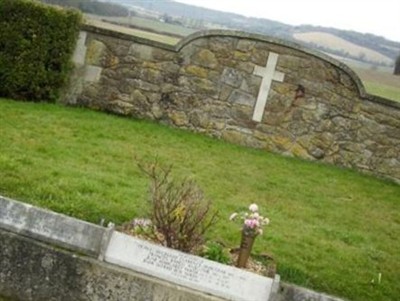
[249, 203, 258, 212]
[263, 217, 270, 225]
[229, 212, 238, 220]
[258, 228, 263, 235]
[252, 212, 260, 218]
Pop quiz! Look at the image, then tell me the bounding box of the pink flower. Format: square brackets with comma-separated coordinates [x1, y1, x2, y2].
[244, 218, 260, 229]
[230, 203, 269, 236]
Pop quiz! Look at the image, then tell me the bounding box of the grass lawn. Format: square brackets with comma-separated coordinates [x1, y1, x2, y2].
[352, 67, 400, 102]
[364, 81, 400, 102]
[0, 99, 399, 301]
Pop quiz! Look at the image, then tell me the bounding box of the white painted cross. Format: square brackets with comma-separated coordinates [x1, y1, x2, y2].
[252, 52, 285, 122]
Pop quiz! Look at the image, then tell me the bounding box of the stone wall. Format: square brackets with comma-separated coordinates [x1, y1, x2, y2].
[66, 26, 400, 183]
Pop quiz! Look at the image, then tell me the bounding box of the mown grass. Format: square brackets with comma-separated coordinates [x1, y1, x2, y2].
[364, 81, 400, 102]
[1, 99, 399, 301]
[351, 66, 400, 102]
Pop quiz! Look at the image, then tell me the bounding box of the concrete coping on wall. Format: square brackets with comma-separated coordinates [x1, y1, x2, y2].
[81, 23, 400, 110]
[0, 195, 106, 257]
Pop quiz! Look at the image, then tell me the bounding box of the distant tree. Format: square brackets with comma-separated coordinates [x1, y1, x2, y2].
[394, 54, 400, 75]
[41, 0, 129, 17]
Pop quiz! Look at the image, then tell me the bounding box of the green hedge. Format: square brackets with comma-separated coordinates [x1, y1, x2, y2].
[0, 0, 82, 102]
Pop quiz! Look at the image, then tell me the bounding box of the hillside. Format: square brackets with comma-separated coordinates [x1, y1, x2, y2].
[103, 0, 400, 67]
[293, 32, 393, 65]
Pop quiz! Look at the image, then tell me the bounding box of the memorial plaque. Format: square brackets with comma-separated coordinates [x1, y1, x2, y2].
[105, 232, 274, 301]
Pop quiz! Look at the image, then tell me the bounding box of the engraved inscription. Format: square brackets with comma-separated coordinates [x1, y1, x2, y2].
[139, 245, 242, 289]
[105, 232, 273, 301]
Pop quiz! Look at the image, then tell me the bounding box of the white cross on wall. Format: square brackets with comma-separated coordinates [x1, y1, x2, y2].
[252, 52, 285, 122]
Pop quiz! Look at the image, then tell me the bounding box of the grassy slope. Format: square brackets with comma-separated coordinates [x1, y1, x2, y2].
[86, 14, 196, 37]
[293, 32, 392, 64]
[352, 67, 400, 102]
[1, 99, 399, 301]
[84, 18, 179, 45]
[364, 81, 400, 102]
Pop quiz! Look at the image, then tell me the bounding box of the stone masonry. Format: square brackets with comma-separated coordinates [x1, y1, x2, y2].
[66, 26, 400, 183]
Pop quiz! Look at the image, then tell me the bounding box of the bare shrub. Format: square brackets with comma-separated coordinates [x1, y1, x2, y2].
[138, 159, 219, 253]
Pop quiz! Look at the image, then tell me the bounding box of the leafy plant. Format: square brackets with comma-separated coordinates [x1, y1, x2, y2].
[138, 159, 219, 253]
[0, 0, 81, 102]
[200, 242, 230, 264]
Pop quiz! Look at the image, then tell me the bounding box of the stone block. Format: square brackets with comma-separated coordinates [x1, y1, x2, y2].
[84, 65, 102, 83]
[241, 76, 262, 97]
[105, 232, 274, 301]
[128, 44, 154, 60]
[209, 37, 237, 57]
[236, 39, 256, 52]
[86, 39, 107, 66]
[180, 77, 219, 97]
[219, 84, 233, 101]
[222, 129, 251, 146]
[233, 50, 251, 61]
[169, 111, 189, 126]
[228, 90, 256, 107]
[127, 79, 160, 92]
[130, 89, 148, 104]
[184, 65, 209, 78]
[236, 61, 255, 74]
[221, 67, 244, 88]
[191, 49, 218, 69]
[141, 68, 163, 84]
[72, 31, 87, 66]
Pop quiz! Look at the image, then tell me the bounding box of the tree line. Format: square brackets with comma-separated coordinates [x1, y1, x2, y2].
[41, 0, 129, 17]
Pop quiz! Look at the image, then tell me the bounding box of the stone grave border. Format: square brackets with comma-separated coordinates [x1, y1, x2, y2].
[0, 195, 344, 301]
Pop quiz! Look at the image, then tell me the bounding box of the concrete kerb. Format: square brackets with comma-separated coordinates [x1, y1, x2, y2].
[272, 282, 346, 301]
[0, 195, 105, 257]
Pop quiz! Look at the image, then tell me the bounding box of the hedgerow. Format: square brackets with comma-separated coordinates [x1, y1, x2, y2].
[0, 0, 81, 102]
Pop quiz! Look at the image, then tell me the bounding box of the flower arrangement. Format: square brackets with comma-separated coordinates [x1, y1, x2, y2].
[230, 203, 270, 268]
[230, 203, 270, 237]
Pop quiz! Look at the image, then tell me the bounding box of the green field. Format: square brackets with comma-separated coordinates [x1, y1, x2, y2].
[364, 81, 400, 102]
[85, 18, 180, 45]
[1, 99, 399, 301]
[86, 14, 196, 37]
[352, 67, 400, 102]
